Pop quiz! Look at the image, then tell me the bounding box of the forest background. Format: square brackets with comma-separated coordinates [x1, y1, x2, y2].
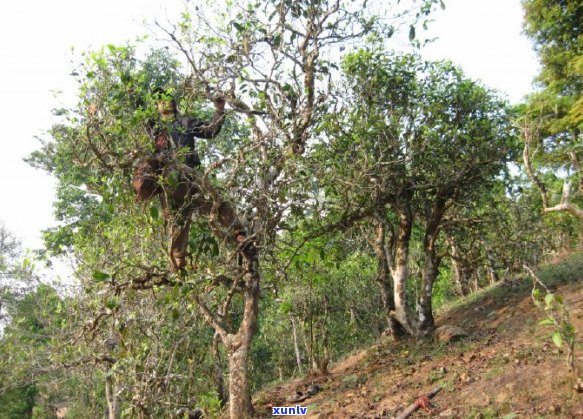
[0, 0, 581, 418]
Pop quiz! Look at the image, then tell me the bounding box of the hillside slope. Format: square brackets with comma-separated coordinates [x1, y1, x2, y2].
[255, 252, 583, 418]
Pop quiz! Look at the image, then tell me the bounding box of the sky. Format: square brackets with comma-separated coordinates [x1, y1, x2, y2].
[421, 0, 539, 102]
[0, 0, 539, 258]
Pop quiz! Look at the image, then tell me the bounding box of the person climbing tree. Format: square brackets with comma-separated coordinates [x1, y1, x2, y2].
[151, 88, 225, 168]
[133, 89, 246, 270]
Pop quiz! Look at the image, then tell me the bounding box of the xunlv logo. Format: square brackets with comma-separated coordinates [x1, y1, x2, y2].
[272, 405, 308, 415]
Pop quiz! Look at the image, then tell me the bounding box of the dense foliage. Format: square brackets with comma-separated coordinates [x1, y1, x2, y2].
[0, 0, 581, 418]
[520, 0, 583, 221]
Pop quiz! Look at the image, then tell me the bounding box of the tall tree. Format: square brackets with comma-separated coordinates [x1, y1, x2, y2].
[521, 0, 583, 221]
[30, 1, 442, 416]
[321, 50, 514, 336]
[0, 226, 80, 418]
[0, 223, 36, 324]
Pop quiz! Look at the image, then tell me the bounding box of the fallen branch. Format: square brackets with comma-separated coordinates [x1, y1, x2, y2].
[395, 387, 441, 419]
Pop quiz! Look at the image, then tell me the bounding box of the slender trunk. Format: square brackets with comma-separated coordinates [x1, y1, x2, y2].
[299, 319, 310, 366]
[486, 262, 499, 285]
[224, 289, 258, 418]
[473, 267, 481, 292]
[445, 235, 470, 296]
[290, 316, 303, 374]
[105, 374, 120, 419]
[483, 240, 499, 284]
[373, 219, 407, 339]
[391, 204, 417, 336]
[320, 344, 330, 375]
[319, 297, 330, 374]
[418, 196, 447, 336]
[311, 338, 318, 372]
[225, 243, 260, 419]
[418, 248, 439, 336]
[212, 332, 227, 408]
[308, 278, 317, 373]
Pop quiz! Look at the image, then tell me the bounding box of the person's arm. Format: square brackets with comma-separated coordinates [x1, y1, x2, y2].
[190, 96, 226, 139]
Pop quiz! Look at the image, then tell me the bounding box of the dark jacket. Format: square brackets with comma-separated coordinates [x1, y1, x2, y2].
[152, 111, 225, 167]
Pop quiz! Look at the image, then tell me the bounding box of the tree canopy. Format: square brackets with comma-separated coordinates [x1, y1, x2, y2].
[1, 1, 581, 418]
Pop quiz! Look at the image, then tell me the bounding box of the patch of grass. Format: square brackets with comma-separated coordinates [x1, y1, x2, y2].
[515, 346, 536, 361]
[340, 374, 366, 390]
[438, 285, 495, 316]
[435, 376, 457, 392]
[482, 365, 505, 380]
[468, 406, 498, 419]
[525, 317, 538, 334]
[486, 354, 510, 370]
[341, 374, 358, 384]
[538, 251, 583, 286]
[305, 403, 318, 413]
[438, 251, 583, 325]
[428, 367, 446, 383]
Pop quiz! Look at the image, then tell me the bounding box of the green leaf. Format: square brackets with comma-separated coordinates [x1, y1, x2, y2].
[539, 318, 554, 326]
[565, 323, 576, 335]
[149, 205, 159, 220]
[105, 297, 120, 310]
[552, 331, 563, 348]
[544, 293, 555, 305]
[172, 308, 180, 320]
[92, 271, 110, 282]
[279, 301, 293, 314]
[233, 21, 244, 32]
[167, 171, 179, 189]
[439, 0, 446, 10]
[408, 25, 416, 41]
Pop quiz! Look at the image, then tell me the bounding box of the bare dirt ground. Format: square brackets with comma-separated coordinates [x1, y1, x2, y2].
[254, 253, 583, 418]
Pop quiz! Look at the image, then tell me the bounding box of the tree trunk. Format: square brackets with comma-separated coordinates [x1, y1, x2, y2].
[390, 204, 417, 336]
[309, 283, 317, 373]
[225, 243, 260, 419]
[483, 241, 499, 284]
[373, 219, 408, 339]
[291, 316, 303, 374]
[417, 196, 447, 336]
[212, 332, 227, 408]
[105, 374, 120, 419]
[418, 248, 439, 336]
[226, 342, 254, 419]
[319, 297, 330, 374]
[223, 272, 259, 417]
[196, 242, 259, 419]
[299, 319, 311, 368]
[445, 235, 470, 296]
[473, 267, 481, 292]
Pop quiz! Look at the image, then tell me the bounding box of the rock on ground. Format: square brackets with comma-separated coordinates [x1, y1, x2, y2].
[435, 325, 468, 343]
